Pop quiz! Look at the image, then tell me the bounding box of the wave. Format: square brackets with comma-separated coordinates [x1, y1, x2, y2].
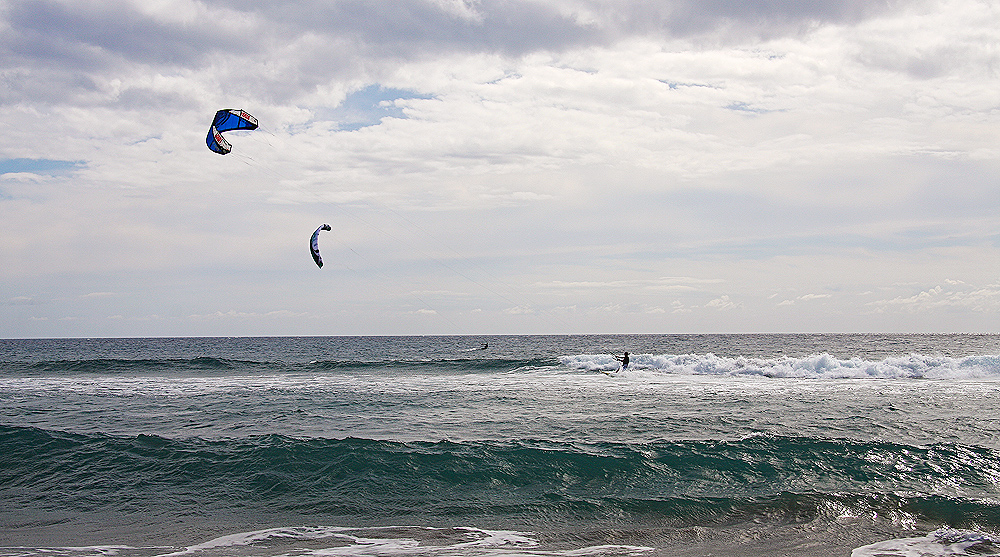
[12, 352, 1000, 380]
[0, 356, 558, 376]
[8, 526, 1000, 557]
[156, 526, 554, 557]
[560, 352, 1000, 379]
[0, 526, 652, 557]
[308, 357, 557, 373]
[853, 528, 1000, 557]
[8, 349, 1000, 381]
[3, 426, 999, 530]
[2, 356, 272, 375]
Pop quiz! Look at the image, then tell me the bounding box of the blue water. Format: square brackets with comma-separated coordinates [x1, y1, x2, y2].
[2, 334, 1000, 557]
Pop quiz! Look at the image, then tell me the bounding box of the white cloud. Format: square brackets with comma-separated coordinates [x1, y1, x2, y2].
[187, 310, 310, 321]
[1, 172, 48, 182]
[705, 295, 739, 311]
[867, 283, 1000, 314]
[778, 293, 833, 306]
[3, 0, 1000, 336]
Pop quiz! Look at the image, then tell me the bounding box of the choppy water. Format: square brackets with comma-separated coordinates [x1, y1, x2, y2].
[2, 334, 1000, 556]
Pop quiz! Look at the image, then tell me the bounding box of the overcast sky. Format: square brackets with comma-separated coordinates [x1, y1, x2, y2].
[2, 0, 1000, 337]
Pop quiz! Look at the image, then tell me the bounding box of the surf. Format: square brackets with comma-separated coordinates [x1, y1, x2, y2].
[560, 352, 1000, 379]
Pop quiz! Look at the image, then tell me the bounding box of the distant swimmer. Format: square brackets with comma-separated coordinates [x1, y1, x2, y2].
[612, 351, 630, 371]
[480, 342, 489, 350]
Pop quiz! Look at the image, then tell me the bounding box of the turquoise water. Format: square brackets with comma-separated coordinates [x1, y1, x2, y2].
[2, 334, 1000, 556]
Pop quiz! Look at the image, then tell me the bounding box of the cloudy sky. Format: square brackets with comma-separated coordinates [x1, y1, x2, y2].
[2, 0, 999, 337]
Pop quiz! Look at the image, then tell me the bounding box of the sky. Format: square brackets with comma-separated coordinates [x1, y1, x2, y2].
[2, 0, 1000, 337]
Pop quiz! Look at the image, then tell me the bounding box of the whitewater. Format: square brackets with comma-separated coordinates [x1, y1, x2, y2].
[2, 334, 1000, 557]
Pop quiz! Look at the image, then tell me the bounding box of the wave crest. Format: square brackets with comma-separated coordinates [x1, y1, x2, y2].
[559, 353, 1000, 379]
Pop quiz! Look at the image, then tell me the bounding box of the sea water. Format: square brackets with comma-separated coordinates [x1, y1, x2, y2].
[2, 334, 1000, 557]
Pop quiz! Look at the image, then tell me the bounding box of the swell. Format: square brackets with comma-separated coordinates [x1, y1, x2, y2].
[308, 356, 556, 373]
[0, 357, 271, 376]
[2, 426, 998, 528]
[0, 356, 557, 376]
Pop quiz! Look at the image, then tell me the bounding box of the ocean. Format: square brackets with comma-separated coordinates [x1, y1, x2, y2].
[2, 334, 1000, 557]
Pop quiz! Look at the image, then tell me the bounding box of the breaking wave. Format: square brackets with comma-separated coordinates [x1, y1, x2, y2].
[560, 352, 1000, 379]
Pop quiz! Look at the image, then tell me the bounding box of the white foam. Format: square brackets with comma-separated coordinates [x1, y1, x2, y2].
[851, 528, 1000, 557]
[143, 526, 653, 557]
[559, 353, 1000, 380]
[0, 547, 165, 557]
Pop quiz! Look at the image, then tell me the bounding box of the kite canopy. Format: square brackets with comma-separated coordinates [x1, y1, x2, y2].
[310, 224, 332, 268]
[206, 109, 258, 155]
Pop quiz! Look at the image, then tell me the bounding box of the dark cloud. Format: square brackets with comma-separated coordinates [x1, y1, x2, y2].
[208, 0, 598, 56]
[672, 0, 894, 27]
[171, 0, 917, 73]
[0, 1, 261, 105]
[3, 0, 915, 69]
[568, 0, 911, 43]
[0, 0, 916, 107]
[5, 1, 254, 66]
[196, 0, 914, 102]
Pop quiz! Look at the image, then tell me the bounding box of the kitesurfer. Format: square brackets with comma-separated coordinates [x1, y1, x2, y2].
[613, 351, 629, 371]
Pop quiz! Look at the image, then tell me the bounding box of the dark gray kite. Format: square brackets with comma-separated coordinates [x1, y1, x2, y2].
[310, 224, 332, 268]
